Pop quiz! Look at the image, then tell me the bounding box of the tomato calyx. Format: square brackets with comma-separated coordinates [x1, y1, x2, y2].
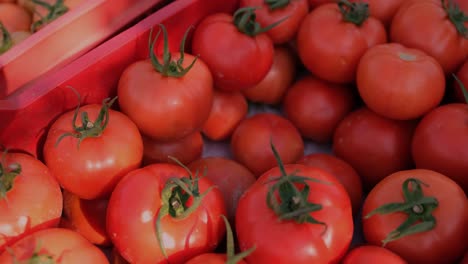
[149, 24, 197, 78]
[264, 0, 290, 10]
[220, 215, 256, 264]
[30, 0, 69, 33]
[155, 157, 215, 260]
[0, 151, 21, 200]
[0, 22, 13, 55]
[7, 241, 56, 264]
[233, 7, 288, 37]
[265, 141, 329, 228]
[453, 73, 468, 104]
[442, 0, 468, 38]
[55, 89, 117, 148]
[338, 0, 370, 26]
[365, 178, 439, 246]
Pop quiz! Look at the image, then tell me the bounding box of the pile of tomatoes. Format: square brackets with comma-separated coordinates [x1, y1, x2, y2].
[0, 0, 82, 54]
[1, 0, 468, 263]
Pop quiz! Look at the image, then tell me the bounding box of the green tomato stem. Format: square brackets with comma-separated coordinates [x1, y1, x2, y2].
[30, 0, 69, 33]
[338, 0, 370, 26]
[233, 6, 289, 37]
[453, 73, 468, 104]
[442, 0, 468, 38]
[0, 22, 13, 55]
[264, 0, 291, 10]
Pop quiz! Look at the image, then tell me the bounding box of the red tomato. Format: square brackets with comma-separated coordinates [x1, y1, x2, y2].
[107, 163, 226, 264]
[236, 163, 353, 263]
[192, 8, 274, 91]
[243, 45, 297, 105]
[283, 75, 355, 143]
[332, 107, 415, 190]
[342, 245, 408, 264]
[461, 252, 468, 264]
[110, 247, 130, 264]
[188, 157, 257, 222]
[362, 169, 468, 264]
[357, 43, 445, 120]
[390, 0, 468, 74]
[0, 152, 62, 253]
[43, 99, 143, 200]
[118, 26, 213, 142]
[31, 0, 83, 32]
[411, 103, 468, 194]
[308, 0, 332, 8]
[0, 228, 109, 263]
[297, 153, 363, 215]
[61, 190, 110, 246]
[202, 90, 248, 141]
[350, 0, 405, 27]
[239, 0, 309, 44]
[453, 59, 468, 103]
[0, 3, 31, 32]
[231, 113, 304, 177]
[297, 1, 387, 84]
[142, 131, 203, 166]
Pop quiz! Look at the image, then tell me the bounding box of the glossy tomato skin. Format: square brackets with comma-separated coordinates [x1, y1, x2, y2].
[236, 164, 353, 264]
[192, 13, 274, 91]
[239, 0, 309, 44]
[107, 163, 226, 264]
[43, 103, 143, 200]
[308, 0, 332, 8]
[362, 169, 468, 264]
[411, 103, 468, 194]
[186, 253, 248, 264]
[332, 107, 415, 191]
[350, 0, 405, 27]
[357, 43, 445, 120]
[283, 75, 356, 143]
[188, 157, 257, 222]
[297, 3, 387, 84]
[342, 245, 408, 264]
[61, 190, 110, 246]
[243, 45, 297, 105]
[390, 0, 468, 74]
[0, 3, 31, 32]
[0, 228, 109, 263]
[0, 153, 62, 253]
[142, 131, 203, 166]
[231, 113, 304, 177]
[297, 153, 363, 215]
[202, 90, 248, 141]
[118, 52, 213, 141]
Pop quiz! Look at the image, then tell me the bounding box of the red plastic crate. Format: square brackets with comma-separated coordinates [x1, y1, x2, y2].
[0, 0, 171, 99]
[0, 0, 239, 158]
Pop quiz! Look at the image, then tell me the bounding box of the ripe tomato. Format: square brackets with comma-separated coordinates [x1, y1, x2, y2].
[107, 163, 226, 264]
[239, 0, 309, 44]
[110, 247, 130, 264]
[411, 103, 468, 194]
[0, 228, 109, 263]
[202, 90, 248, 141]
[297, 153, 363, 215]
[357, 43, 445, 120]
[142, 131, 203, 166]
[188, 157, 257, 222]
[242, 45, 297, 105]
[461, 252, 468, 264]
[390, 0, 468, 74]
[308, 0, 332, 8]
[283, 75, 356, 143]
[118, 26, 213, 142]
[31, 0, 83, 32]
[453, 59, 468, 103]
[350, 0, 405, 27]
[332, 107, 415, 191]
[231, 113, 304, 177]
[192, 8, 274, 91]
[61, 190, 110, 246]
[342, 245, 407, 264]
[17, 0, 35, 13]
[362, 169, 468, 264]
[0, 3, 31, 32]
[297, 1, 387, 84]
[236, 163, 353, 263]
[43, 98, 143, 200]
[0, 152, 62, 253]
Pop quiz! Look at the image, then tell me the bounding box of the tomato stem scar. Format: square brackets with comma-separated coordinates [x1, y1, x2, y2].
[364, 178, 439, 246]
[398, 52, 417, 61]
